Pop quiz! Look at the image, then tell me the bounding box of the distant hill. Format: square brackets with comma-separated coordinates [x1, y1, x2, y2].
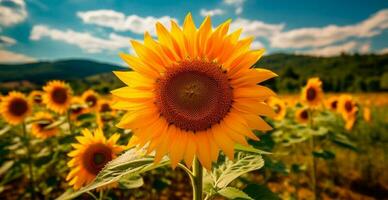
[256, 53, 388, 92]
[0, 59, 123, 83]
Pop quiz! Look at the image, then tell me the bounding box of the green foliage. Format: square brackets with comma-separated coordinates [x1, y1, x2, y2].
[243, 184, 280, 200]
[218, 187, 253, 200]
[256, 53, 388, 92]
[57, 148, 169, 200]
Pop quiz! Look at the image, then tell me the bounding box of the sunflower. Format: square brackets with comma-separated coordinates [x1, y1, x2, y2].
[267, 96, 286, 121]
[31, 112, 58, 139]
[295, 108, 309, 124]
[28, 90, 44, 105]
[0, 91, 32, 125]
[66, 129, 123, 190]
[82, 90, 99, 110]
[363, 107, 371, 123]
[112, 14, 277, 169]
[345, 113, 357, 131]
[69, 97, 88, 121]
[301, 77, 323, 108]
[325, 96, 338, 112]
[96, 99, 115, 128]
[337, 95, 357, 120]
[43, 81, 72, 114]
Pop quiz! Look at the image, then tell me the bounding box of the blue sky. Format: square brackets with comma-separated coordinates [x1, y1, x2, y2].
[0, 0, 387, 64]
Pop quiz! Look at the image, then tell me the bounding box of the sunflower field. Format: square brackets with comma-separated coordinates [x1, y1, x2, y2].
[1, 13, 388, 200]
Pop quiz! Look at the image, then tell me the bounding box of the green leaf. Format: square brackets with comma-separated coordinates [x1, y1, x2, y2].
[43, 118, 66, 130]
[243, 184, 280, 200]
[218, 187, 253, 200]
[331, 134, 358, 151]
[56, 148, 169, 200]
[208, 153, 265, 190]
[312, 150, 335, 160]
[0, 161, 14, 176]
[235, 144, 272, 155]
[118, 175, 144, 189]
[76, 113, 95, 121]
[0, 125, 11, 137]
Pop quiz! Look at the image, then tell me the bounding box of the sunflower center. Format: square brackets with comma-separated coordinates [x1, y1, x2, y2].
[82, 143, 112, 175]
[156, 60, 232, 132]
[51, 87, 68, 104]
[37, 120, 52, 130]
[86, 95, 97, 107]
[306, 87, 317, 101]
[274, 104, 281, 114]
[300, 110, 308, 120]
[9, 98, 28, 116]
[345, 101, 352, 112]
[33, 95, 42, 104]
[71, 106, 83, 115]
[331, 100, 338, 109]
[100, 103, 111, 112]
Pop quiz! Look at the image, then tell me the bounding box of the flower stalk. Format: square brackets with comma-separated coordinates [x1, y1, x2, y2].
[308, 109, 317, 200]
[22, 121, 36, 200]
[192, 158, 203, 200]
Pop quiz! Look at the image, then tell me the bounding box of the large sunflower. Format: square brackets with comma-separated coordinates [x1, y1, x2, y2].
[0, 91, 32, 125]
[112, 14, 277, 169]
[66, 129, 123, 189]
[82, 90, 99, 111]
[301, 77, 323, 108]
[31, 112, 59, 139]
[28, 90, 44, 105]
[43, 81, 72, 114]
[267, 96, 286, 121]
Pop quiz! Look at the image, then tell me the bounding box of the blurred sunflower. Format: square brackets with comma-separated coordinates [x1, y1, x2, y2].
[267, 96, 286, 121]
[295, 108, 309, 124]
[301, 77, 323, 108]
[96, 99, 115, 128]
[325, 96, 338, 112]
[0, 91, 31, 125]
[112, 13, 277, 169]
[337, 95, 357, 120]
[82, 90, 99, 110]
[69, 97, 88, 121]
[66, 129, 123, 190]
[31, 112, 58, 139]
[363, 107, 371, 123]
[43, 81, 73, 114]
[28, 90, 44, 105]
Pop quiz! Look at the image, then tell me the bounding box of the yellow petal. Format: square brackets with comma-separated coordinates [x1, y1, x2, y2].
[119, 52, 159, 78]
[211, 124, 235, 160]
[195, 132, 212, 170]
[183, 132, 197, 167]
[230, 68, 278, 87]
[111, 87, 154, 102]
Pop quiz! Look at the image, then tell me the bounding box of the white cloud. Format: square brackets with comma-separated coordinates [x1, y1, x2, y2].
[251, 40, 264, 50]
[295, 41, 370, 57]
[223, 0, 245, 15]
[0, 0, 27, 26]
[0, 49, 35, 63]
[30, 25, 132, 53]
[200, 8, 224, 17]
[231, 18, 285, 38]
[0, 35, 16, 46]
[77, 10, 177, 36]
[270, 9, 388, 48]
[378, 48, 388, 55]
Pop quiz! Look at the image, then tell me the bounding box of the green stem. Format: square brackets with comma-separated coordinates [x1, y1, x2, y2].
[22, 122, 35, 200]
[66, 110, 74, 134]
[308, 109, 317, 200]
[192, 158, 203, 200]
[99, 190, 104, 200]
